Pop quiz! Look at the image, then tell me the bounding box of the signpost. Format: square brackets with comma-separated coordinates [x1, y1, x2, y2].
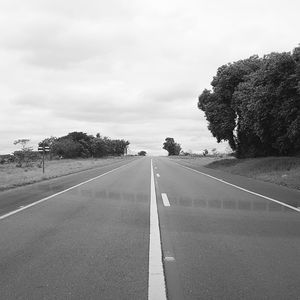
[38, 145, 50, 173]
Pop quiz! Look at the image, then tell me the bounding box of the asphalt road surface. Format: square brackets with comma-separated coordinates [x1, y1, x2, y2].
[0, 157, 299, 299]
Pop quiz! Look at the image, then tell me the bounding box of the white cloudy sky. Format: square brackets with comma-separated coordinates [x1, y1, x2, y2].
[0, 0, 299, 155]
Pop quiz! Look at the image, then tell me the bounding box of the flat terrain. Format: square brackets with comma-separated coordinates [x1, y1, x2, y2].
[171, 156, 300, 190]
[0, 156, 137, 191]
[0, 157, 299, 299]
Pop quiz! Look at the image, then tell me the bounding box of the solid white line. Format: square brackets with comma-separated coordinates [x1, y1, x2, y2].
[178, 164, 300, 213]
[148, 159, 167, 300]
[0, 161, 135, 221]
[161, 193, 170, 207]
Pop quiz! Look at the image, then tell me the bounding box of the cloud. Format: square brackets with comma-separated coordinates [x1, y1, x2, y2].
[144, 87, 197, 103]
[1, 14, 137, 69]
[0, 0, 299, 155]
[12, 89, 199, 128]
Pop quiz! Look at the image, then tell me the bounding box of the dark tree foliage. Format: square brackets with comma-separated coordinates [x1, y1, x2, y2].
[163, 137, 181, 156]
[39, 136, 57, 159]
[40, 132, 130, 158]
[138, 151, 147, 156]
[198, 46, 300, 158]
[52, 138, 83, 158]
[91, 137, 109, 157]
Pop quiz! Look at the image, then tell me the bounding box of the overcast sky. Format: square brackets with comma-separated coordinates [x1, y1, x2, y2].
[0, 0, 299, 155]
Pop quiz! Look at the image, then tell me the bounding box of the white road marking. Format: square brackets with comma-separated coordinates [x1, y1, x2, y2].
[156, 173, 160, 178]
[0, 161, 136, 221]
[148, 159, 167, 300]
[161, 193, 170, 207]
[179, 164, 300, 213]
[164, 256, 175, 262]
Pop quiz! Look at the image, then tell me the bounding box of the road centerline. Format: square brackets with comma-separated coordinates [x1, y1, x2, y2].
[148, 159, 167, 300]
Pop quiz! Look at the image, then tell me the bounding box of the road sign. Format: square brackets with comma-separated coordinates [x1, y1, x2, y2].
[38, 145, 51, 173]
[38, 146, 50, 151]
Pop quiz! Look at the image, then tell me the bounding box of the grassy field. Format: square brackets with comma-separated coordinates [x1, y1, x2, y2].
[0, 156, 137, 191]
[206, 157, 300, 190]
[169, 155, 225, 166]
[171, 156, 300, 190]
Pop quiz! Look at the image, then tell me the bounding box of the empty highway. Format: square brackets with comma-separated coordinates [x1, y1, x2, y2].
[0, 157, 299, 299]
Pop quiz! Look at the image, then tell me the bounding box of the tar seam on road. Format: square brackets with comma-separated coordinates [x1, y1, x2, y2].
[161, 193, 170, 207]
[0, 161, 137, 221]
[148, 159, 167, 300]
[178, 163, 300, 213]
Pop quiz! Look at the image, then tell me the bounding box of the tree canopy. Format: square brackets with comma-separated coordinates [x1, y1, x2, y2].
[198, 45, 300, 158]
[138, 151, 147, 156]
[163, 137, 181, 156]
[13, 139, 34, 167]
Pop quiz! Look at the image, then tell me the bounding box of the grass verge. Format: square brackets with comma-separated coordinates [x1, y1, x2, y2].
[170, 156, 300, 190]
[168, 155, 224, 166]
[206, 157, 300, 190]
[0, 156, 138, 191]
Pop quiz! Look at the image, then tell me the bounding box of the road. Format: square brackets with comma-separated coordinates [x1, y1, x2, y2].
[0, 157, 299, 299]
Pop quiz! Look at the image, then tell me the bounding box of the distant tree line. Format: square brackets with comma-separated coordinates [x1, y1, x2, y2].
[198, 45, 300, 158]
[1, 132, 129, 167]
[39, 132, 129, 159]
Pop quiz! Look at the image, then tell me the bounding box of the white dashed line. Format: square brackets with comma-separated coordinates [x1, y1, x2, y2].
[161, 193, 170, 207]
[156, 173, 160, 178]
[164, 256, 175, 262]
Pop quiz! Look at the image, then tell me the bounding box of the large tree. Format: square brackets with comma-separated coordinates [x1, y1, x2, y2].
[163, 137, 181, 156]
[138, 151, 147, 156]
[198, 46, 300, 157]
[233, 51, 300, 156]
[198, 56, 262, 152]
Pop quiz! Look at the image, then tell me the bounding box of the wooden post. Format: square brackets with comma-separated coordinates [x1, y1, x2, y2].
[42, 147, 45, 174]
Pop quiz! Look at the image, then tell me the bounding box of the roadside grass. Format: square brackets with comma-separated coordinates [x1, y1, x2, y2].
[169, 155, 300, 190]
[0, 156, 137, 191]
[206, 157, 300, 190]
[168, 155, 226, 167]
